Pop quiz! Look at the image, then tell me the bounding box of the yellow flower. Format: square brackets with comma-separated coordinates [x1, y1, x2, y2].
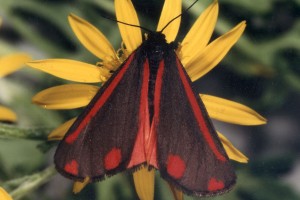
[27, 0, 266, 199]
[0, 19, 31, 122]
[0, 187, 13, 200]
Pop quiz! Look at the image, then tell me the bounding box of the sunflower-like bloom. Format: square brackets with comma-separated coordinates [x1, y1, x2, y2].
[0, 19, 31, 122]
[27, 0, 266, 199]
[0, 187, 13, 200]
[0, 53, 30, 122]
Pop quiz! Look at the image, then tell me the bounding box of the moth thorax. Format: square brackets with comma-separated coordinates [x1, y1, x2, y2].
[144, 32, 166, 58]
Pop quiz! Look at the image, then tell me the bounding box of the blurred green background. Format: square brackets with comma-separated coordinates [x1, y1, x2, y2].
[0, 0, 299, 199]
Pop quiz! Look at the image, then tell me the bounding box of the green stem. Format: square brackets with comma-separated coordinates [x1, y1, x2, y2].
[9, 165, 57, 200]
[0, 123, 52, 140]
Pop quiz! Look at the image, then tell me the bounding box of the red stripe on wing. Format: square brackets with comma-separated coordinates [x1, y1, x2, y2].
[153, 60, 165, 119]
[65, 54, 136, 144]
[175, 58, 226, 161]
[127, 59, 151, 168]
[147, 60, 165, 168]
[127, 59, 164, 169]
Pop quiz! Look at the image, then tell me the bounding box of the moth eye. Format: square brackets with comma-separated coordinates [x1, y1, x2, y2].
[166, 154, 186, 179]
[104, 147, 122, 170]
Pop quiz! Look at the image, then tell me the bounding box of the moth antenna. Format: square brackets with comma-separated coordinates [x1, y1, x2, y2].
[100, 0, 199, 34]
[99, 14, 152, 33]
[160, 0, 199, 33]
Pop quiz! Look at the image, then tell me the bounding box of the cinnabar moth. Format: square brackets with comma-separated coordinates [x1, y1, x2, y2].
[54, 3, 236, 198]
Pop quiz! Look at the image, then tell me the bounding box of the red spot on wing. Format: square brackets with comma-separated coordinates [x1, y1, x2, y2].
[166, 154, 186, 179]
[65, 54, 136, 144]
[64, 160, 79, 175]
[176, 58, 226, 162]
[104, 148, 122, 170]
[208, 178, 225, 191]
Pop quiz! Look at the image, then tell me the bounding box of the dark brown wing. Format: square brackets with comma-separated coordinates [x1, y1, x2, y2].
[154, 51, 236, 197]
[54, 51, 149, 182]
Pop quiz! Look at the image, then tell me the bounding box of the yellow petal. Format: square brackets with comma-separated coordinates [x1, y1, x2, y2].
[115, 0, 142, 52]
[48, 118, 77, 140]
[0, 53, 31, 77]
[32, 84, 99, 110]
[27, 59, 110, 83]
[218, 131, 248, 163]
[181, 1, 218, 65]
[187, 21, 246, 81]
[73, 177, 90, 194]
[133, 166, 155, 200]
[0, 187, 12, 200]
[201, 94, 266, 125]
[0, 105, 17, 122]
[156, 0, 181, 43]
[168, 184, 183, 200]
[68, 14, 117, 62]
